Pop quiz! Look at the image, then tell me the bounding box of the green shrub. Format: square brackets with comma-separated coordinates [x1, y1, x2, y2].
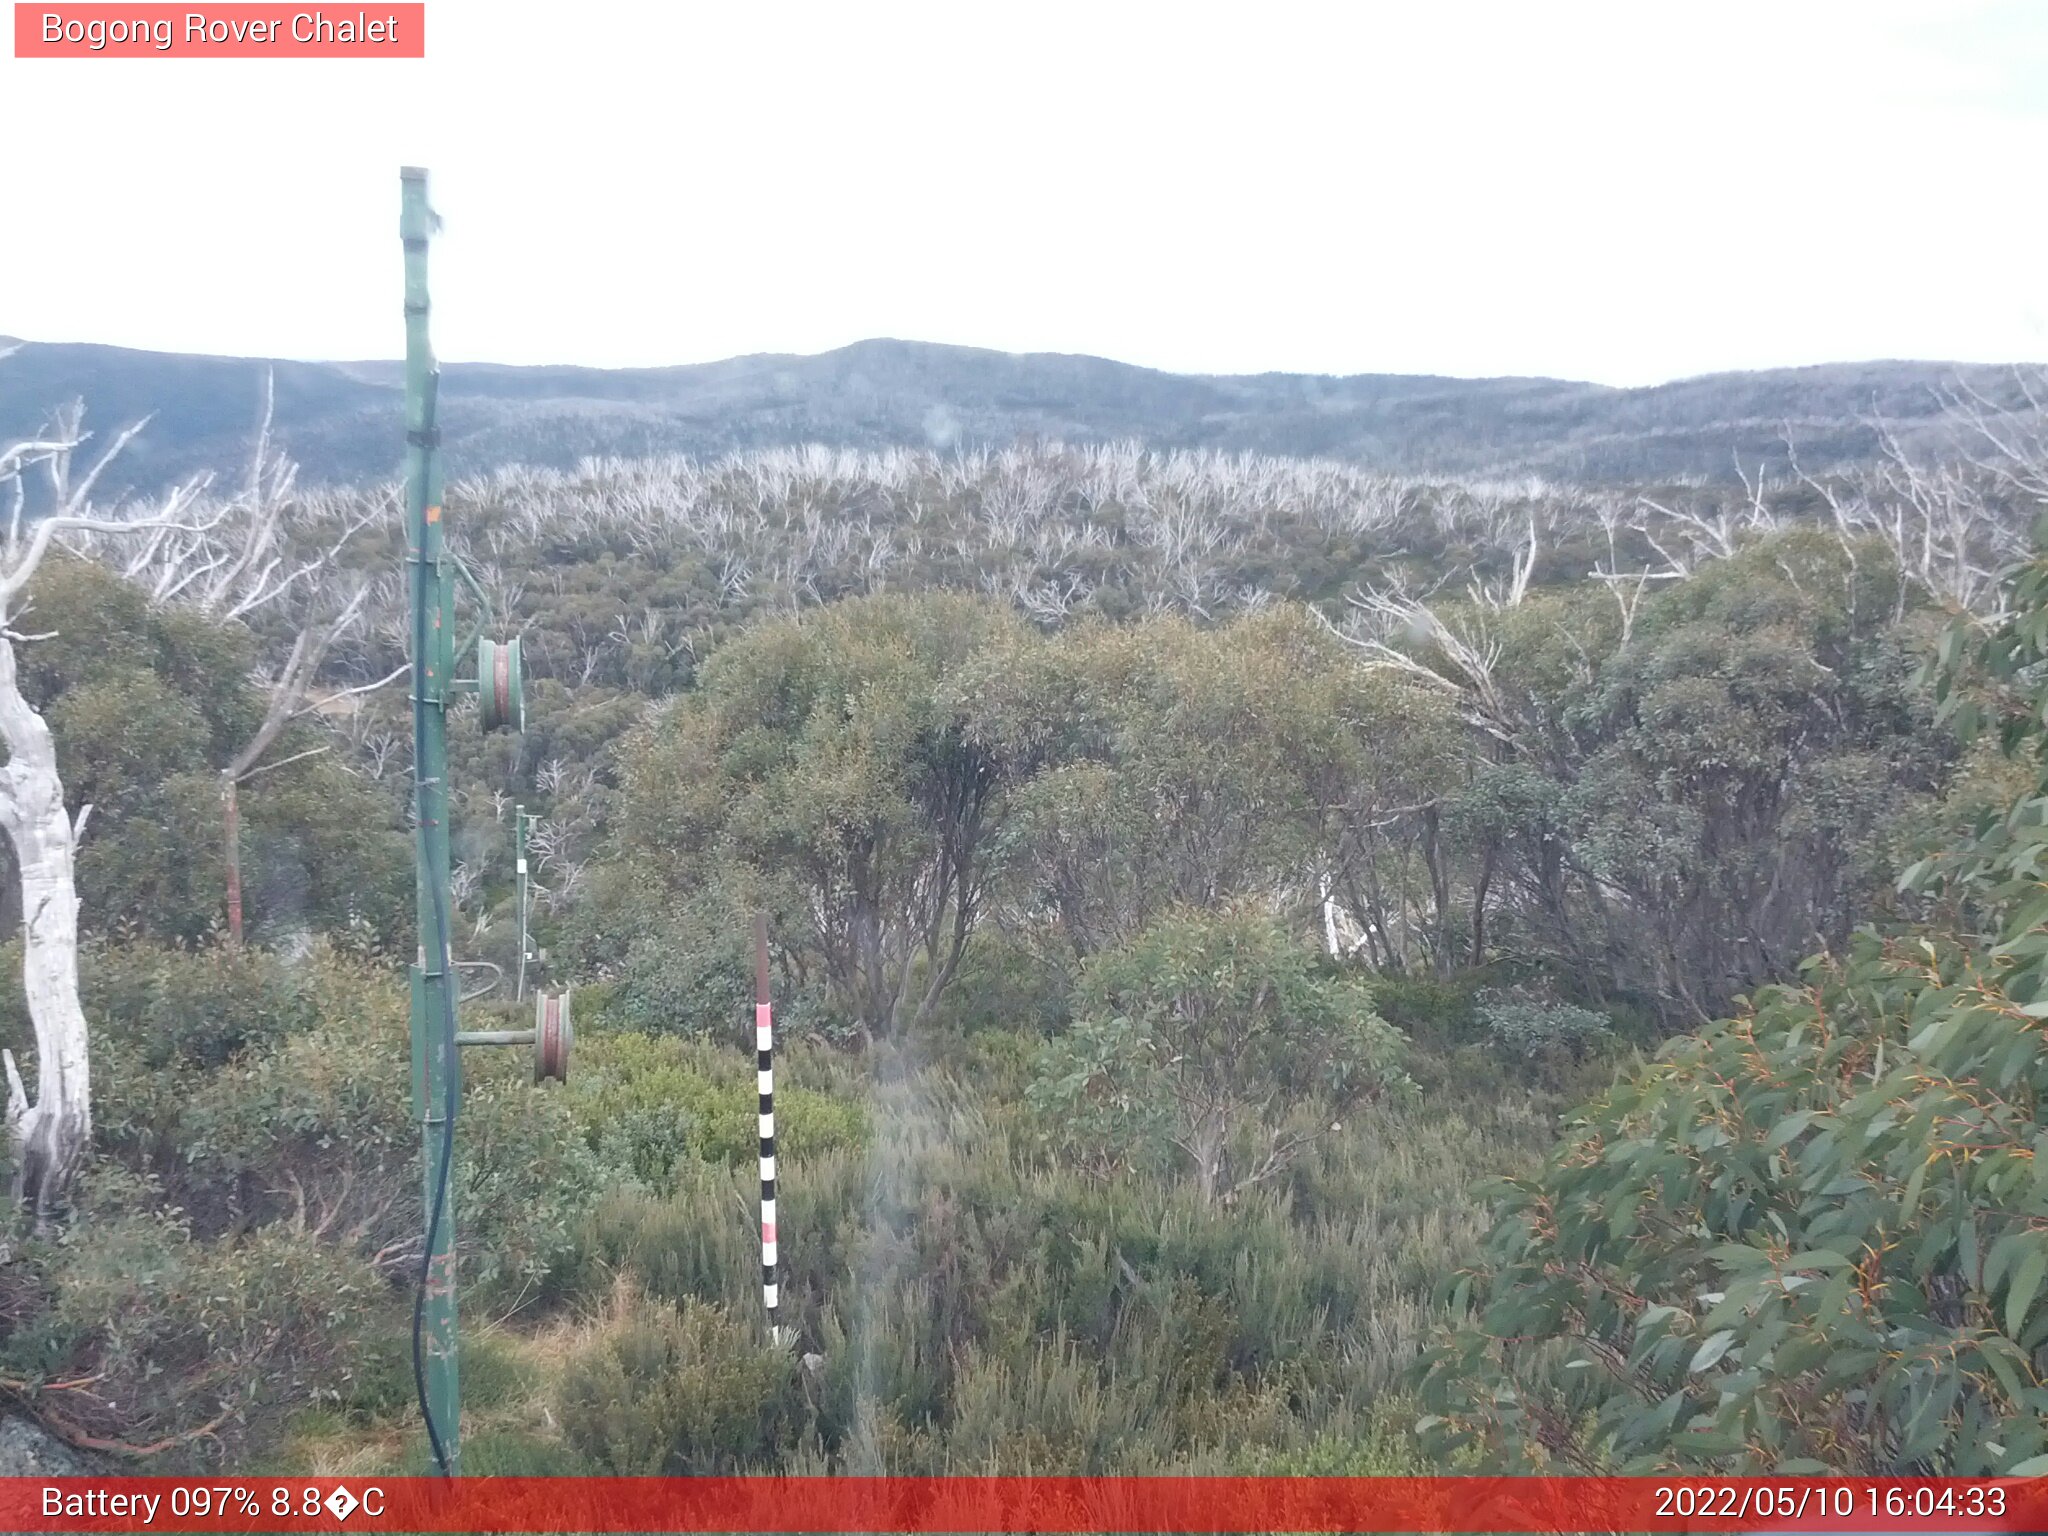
[937, 1336, 1165, 1472]
[1477, 995, 1613, 1058]
[1414, 540, 2048, 1478]
[457, 1053, 615, 1308]
[1237, 1398, 1440, 1473]
[92, 943, 413, 1244]
[557, 1285, 805, 1474]
[568, 1030, 866, 1184]
[1363, 971, 1484, 1045]
[927, 934, 1072, 1038]
[577, 1180, 755, 1315]
[328, 1321, 421, 1423]
[88, 945, 606, 1308]
[610, 906, 754, 1038]
[561, 1054, 1531, 1476]
[1029, 907, 1413, 1203]
[87, 940, 323, 1069]
[456, 1331, 534, 1411]
[441, 1430, 597, 1476]
[1475, 993, 1616, 1089]
[0, 1165, 394, 1466]
[1420, 928, 2048, 1474]
[566, 867, 848, 1044]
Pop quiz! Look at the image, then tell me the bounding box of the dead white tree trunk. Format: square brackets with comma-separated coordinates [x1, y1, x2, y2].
[0, 631, 91, 1228]
[0, 386, 215, 1227]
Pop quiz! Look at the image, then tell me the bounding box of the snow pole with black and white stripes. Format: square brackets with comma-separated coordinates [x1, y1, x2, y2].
[753, 912, 782, 1346]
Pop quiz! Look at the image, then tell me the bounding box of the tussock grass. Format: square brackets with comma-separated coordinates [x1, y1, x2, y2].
[274, 1016, 1555, 1475]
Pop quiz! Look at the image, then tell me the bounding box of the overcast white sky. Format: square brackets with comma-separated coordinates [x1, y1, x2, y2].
[3, 0, 2045, 385]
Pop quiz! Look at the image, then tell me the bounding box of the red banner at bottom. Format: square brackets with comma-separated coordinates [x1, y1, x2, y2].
[7, 1476, 2048, 1533]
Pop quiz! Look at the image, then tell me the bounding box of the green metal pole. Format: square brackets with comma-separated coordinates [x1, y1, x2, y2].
[401, 165, 461, 1474]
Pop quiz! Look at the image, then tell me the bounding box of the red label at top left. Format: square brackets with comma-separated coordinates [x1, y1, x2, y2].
[14, 4, 426, 56]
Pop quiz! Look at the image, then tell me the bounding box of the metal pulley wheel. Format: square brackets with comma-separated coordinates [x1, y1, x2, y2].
[534, 989, 572, 1083]
[478, 636, 524, 733]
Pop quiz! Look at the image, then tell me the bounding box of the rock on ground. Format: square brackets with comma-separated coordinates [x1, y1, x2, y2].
[0, 1414, 86, 1475]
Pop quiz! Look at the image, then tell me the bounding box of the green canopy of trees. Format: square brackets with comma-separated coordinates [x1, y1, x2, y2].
[1416, 539, 2048, 1476]
[611, 596, 1458, 1040]
[1028, 905, 1413, 1204]
[5, 419, 2031, 1475]
[7, 556, 409, 948]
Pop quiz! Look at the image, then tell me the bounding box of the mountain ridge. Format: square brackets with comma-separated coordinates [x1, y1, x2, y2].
[0, 333, 2030, 491]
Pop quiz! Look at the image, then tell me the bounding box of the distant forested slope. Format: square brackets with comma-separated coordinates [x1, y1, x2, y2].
[0, 334, 2029, 493]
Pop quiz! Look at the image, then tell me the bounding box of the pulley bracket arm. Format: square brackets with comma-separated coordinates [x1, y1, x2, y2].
[452, 991, 572, 1082]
